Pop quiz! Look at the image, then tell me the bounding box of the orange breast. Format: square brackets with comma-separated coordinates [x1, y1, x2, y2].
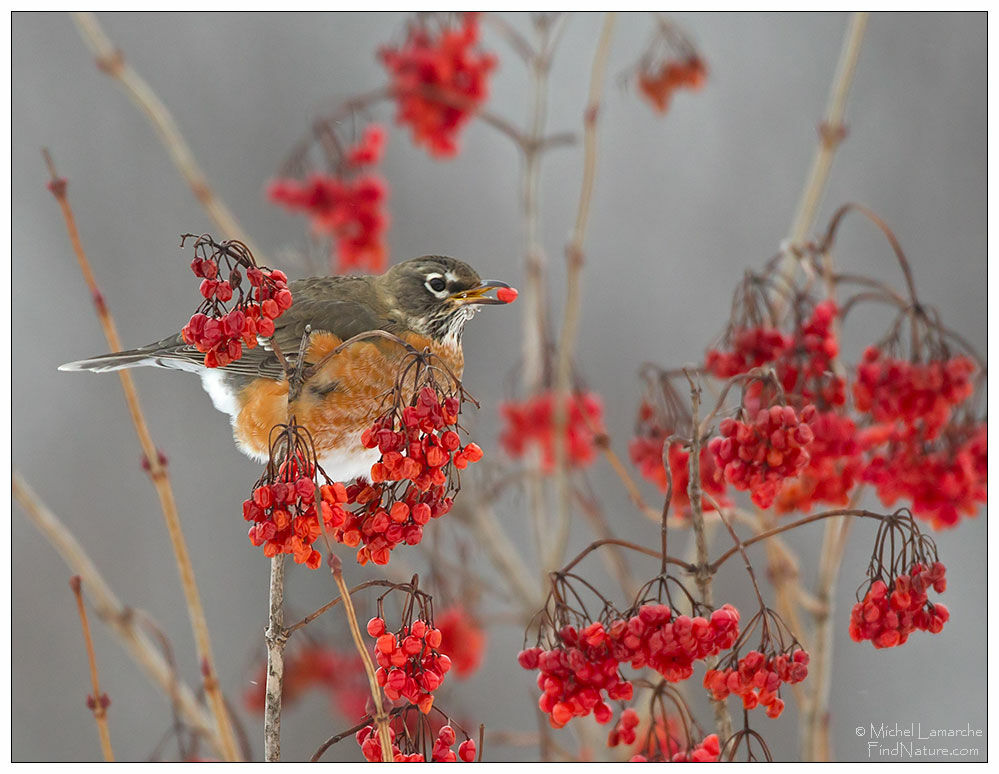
[233, 331, 464, 461]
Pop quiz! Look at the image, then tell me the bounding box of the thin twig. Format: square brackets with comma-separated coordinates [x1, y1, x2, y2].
[328, 554, 394, 761]
[70, 577, 114, 762]
[43, 151, 239, 761]
[284, 579, 401, 636]
[709, 508, 888, 572]
[70, 12, 264, 260]
[12, 472, 219, 748]
[548, 12, 617, 571]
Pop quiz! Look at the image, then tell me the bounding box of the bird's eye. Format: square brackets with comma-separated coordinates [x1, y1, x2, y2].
[428, 277, 447, 293]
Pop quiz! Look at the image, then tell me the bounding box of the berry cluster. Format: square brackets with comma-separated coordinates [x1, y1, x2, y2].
[863, 423, 987, 528]
[518, 622, 633, 730]
[637, 56, 707, 114]
[324, 386, 481, 566]
[380, 13, 497, 158]
[519, 604, 740, 730]
[707, 301, 844, 407]
[853, 347, 976, 439]
[709, 405, 815, 509]
[779, 300, 844, 405]
[367, 616, 452, 714]
[849, 563, 949, 648]
[630, 733, 720, 763]
[268, 125, 389, 274]
[609, 603, 741, 683]
[181, 247, 292, 368]
[500, 391, 605, 472]
[356, 723, 475, 763]
[774, 410, 862, 513]
[436, 606, 487, 679]
[706, 326, 792, 379]
[703, 649, 809, 718]
[242, 455, 325, 569]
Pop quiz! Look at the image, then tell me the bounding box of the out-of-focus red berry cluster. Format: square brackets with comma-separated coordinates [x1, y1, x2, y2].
[709, 405, 815, 509]
[268, 125, 389, 274]
[322, 385, 481, 566]
[849, 562, 949, 648]
[182, 250, 291, 368]
[243, 645, 367, 721]
[853, 347, 975, 440]
[242, 454, 325, 569]
[862, 423, 986, 529]
[519, 603, 740, 729]
[367, 616, 452, 714]
[500, 391, 605, 472]
[637, 56, 707, 114]
[380, 13, 497, 158]
[628, 400, 728, 514]
[436, 606, 487, 679]
[774, 410, 861, 513]
[703, 648, 809, 719]
[706, 301, 844, 408]
[356, 722, 476, 763]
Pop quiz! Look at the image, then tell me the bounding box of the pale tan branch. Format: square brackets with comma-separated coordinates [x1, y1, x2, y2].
[548, 12, 617, 571]
[13, 471, 219, 749]
[44, 150, 239, 761]
[70, 12, 263, 259]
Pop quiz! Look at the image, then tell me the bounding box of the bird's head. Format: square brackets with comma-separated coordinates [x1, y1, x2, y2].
[381, 255, 515, 343]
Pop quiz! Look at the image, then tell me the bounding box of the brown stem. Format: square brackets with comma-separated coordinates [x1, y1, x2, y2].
[682, 373, 732, 741]
[263, 555, 286, 762]
[559, 538, 694, 576]
[70, 13, 264, 261]
[549, 12, 617, 570]
[709, 508, 887, 572]
[13, 472, 219, 746]
[284, 579, 401, 636]
[329, 554, 394, 761]
[70, 577, 114, 761]
[43, 151, 239, 761]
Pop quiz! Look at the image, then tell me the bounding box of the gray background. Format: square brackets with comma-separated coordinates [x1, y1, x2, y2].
[12, 12, 986, 762]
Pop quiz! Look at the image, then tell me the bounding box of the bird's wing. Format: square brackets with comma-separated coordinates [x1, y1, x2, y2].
[140, 276, 400, 380]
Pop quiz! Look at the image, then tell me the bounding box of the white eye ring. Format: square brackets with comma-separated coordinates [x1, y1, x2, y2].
[425, 274, 448, 298]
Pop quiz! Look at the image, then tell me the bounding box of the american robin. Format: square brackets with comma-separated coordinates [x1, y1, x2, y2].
[60, 256, 514, 481]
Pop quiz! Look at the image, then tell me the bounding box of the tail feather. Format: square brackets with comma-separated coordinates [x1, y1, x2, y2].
[59, 334, 194, 373]
[59, 348, 160, 373]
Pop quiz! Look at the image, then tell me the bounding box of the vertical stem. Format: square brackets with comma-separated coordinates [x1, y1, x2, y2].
[329, 557, 395, 762]
[263, 555, 286, 762]
[685, 376, 732, 741]
[775, 12, 869, 309]
[549, 12, 617, 570]
[70, 577, 114, 762]
[44, 152, 239, 761]
[802, 516, 851, 760]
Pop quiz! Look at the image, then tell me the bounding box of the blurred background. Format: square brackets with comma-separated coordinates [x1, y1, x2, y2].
[13, 12, 986, 762]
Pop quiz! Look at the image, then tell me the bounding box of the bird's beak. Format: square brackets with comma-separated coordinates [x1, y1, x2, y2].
[450, 280, 518, 306]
